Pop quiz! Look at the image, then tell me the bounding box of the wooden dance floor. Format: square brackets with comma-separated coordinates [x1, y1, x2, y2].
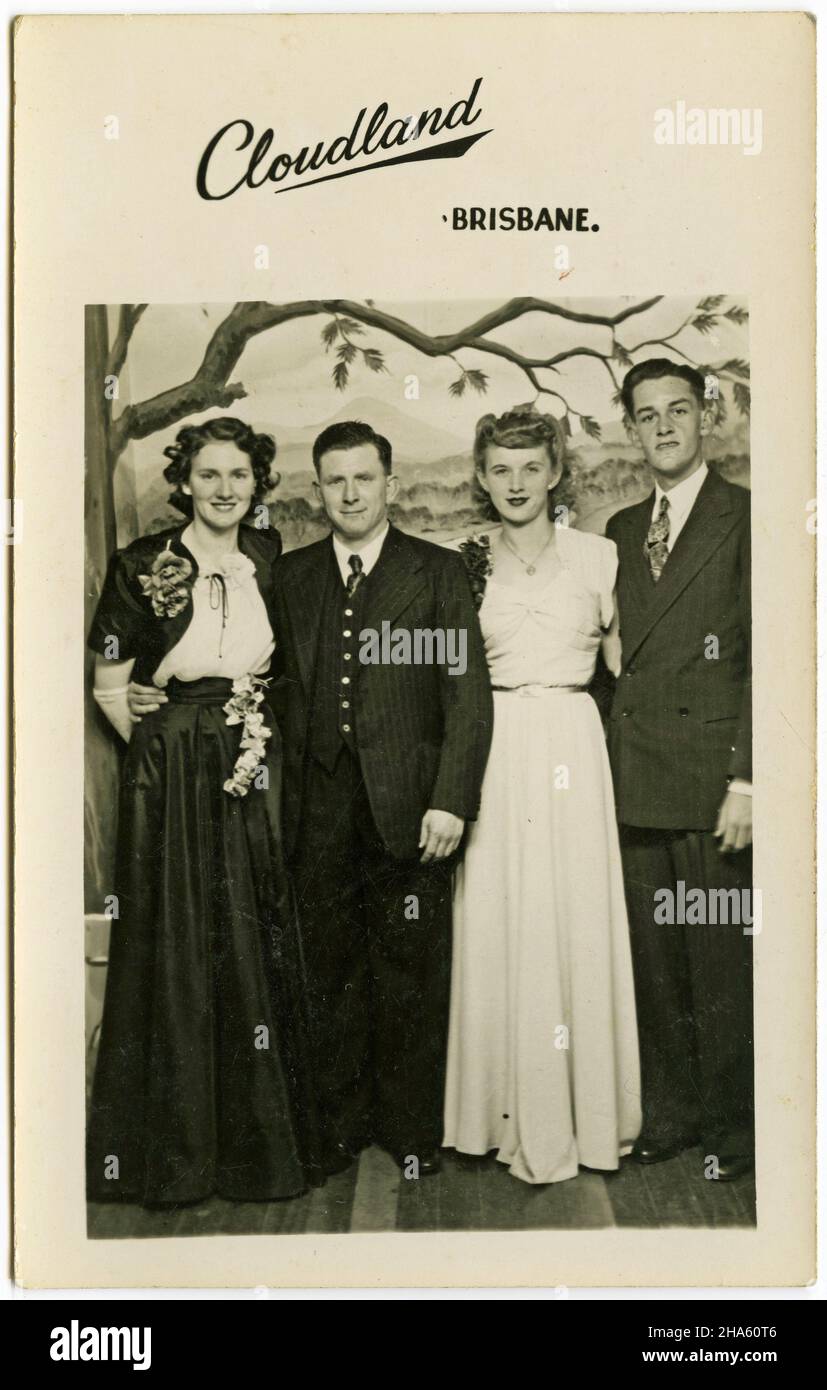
[88, 1145, 756, 1239]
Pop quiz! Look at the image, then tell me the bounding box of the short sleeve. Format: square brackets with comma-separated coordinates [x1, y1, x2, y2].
[87, 549, 147, 660]
[558, 526, 618, 630]
[599, 536, 619, 629]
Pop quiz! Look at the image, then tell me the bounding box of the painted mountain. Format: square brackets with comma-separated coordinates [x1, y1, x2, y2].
[137, 396, 749, 551]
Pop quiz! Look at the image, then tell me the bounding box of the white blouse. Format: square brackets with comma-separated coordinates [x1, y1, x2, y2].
[153, 545, 274, 685]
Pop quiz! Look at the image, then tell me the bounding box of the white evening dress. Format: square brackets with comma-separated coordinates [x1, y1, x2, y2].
[443, 525, 641, 1184]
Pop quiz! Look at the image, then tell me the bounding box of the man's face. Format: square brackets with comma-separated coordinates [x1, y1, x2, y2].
[315, 443, 398, 546]
[630, 376, 711, 487]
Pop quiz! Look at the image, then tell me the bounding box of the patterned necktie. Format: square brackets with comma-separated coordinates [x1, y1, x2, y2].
[346, 552, 364, 597]
[644, 495, 670, 582]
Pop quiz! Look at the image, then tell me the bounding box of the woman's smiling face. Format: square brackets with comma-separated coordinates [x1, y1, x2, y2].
[183, 441, 256, 530]
[477, 443, 561, 525]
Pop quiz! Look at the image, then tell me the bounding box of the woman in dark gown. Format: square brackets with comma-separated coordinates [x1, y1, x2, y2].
[87, 416, 321, 1205]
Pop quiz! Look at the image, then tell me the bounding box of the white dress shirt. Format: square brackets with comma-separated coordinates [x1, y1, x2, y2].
[332, 522, 390, 585]
[651, 461, 708, 550]
[651, 463, 751, 797]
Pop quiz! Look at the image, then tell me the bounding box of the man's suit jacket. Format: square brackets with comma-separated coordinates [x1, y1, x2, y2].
[605, 468, 751, 831]
[271, 524, 494, 861]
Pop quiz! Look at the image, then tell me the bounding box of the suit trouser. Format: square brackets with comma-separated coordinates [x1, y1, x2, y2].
[291, 746, 453, 1157]
[619, 825, 754, 1159]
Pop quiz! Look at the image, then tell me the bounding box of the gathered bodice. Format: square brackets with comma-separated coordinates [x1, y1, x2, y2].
[478, 527, 617, 690]
[153, 548, 274, 684]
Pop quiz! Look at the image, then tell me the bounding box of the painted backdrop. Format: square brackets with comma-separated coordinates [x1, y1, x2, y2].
[85, 295, 749, 908]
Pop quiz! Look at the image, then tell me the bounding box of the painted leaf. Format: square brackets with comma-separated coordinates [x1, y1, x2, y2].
[733, 381, 751, 415]
[692, 312, 719, 336]
[362, 348, 387, 373]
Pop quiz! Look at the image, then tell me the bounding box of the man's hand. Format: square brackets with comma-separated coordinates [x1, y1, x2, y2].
[713, 790, 753, 854]
[419, 809, 465, 863]
[127, 680, 168, 723]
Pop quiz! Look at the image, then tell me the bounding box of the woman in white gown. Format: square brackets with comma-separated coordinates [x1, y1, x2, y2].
[443, 406, 641, 1184]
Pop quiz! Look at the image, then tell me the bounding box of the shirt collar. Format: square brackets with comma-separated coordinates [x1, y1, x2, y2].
[332, 522, 390, 580]
[653, 461, 708, 522]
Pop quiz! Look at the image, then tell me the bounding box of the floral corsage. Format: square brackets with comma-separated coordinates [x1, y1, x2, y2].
[223, 674, 272, 798]
[138, 549, 193, 618]
[459, 533, 494, 610]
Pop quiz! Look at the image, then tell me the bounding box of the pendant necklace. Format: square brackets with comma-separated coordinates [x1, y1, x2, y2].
[501, 527, 554, 576]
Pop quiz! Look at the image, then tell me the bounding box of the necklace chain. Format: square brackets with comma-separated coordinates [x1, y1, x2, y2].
[501, 527, 554, 576]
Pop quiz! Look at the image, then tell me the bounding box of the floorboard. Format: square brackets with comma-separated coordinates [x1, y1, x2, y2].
[87, 1201, 187, 1240]
[349, 1147, 401, 1233]
[87, 1147, 757, 1238]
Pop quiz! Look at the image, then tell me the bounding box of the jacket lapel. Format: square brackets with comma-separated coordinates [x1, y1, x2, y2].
[623, 471, 739, 664]
[360, 525, 427, 631]
[279, 537, 339, 693]
[623, 496, 657, 618]
[158, 525, 198, 652]
[237, 523, 273, 603]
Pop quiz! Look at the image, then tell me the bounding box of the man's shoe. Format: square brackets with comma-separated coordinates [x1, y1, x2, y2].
[391, 1148, 442, 1176]
[323, 1142, 358, 1176]
[710, 1154, 754, 1183]
[323, 1136, 371, 1176]
[630, 1138, 694, 1165]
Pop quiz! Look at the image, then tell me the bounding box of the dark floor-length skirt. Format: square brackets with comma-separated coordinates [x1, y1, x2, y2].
[87, 676, 322, 1205]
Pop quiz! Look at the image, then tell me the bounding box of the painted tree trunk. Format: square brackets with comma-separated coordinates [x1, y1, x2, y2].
[84, 307, 121, 913]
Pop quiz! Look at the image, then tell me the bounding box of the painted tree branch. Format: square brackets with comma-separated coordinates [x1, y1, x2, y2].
[109, 296, 665, 462]
[106, 304, 148, 382]
[109, 293, 746, 462]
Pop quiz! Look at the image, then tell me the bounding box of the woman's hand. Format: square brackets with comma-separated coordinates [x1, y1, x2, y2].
[127, 681, 169, 722]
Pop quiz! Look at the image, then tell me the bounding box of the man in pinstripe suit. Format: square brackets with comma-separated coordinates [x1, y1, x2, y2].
[273, 421, 493, 1177]
[606, 360, 753, 1182]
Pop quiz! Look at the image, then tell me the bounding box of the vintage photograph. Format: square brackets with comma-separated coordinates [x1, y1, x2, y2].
[83, 293, 755, 1239]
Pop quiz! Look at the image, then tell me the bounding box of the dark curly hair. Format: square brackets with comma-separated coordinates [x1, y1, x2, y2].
[471, 407, 574, 521]
[621, 357, 706, 419]
[162, 416, 279, 517]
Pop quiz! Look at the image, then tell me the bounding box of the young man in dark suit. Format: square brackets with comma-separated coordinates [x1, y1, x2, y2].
[272, 421, 493, 1177]
[606, 359, 753, 1182]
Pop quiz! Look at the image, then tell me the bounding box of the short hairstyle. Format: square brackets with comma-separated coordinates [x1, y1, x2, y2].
[621, 358, 706, 419]
[163, 416, 278, 517]
[312, 420, 393, 474]
[471, 406, 573, 520]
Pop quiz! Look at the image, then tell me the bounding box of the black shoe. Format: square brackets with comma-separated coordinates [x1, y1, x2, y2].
[390, 1148, 442, 1176]
[323, 1136, 370, 1176]
[709, 1154, 754, 1183]
[323, 1142, 358, 1176]
[452, 1149, 494, 1169]
[630, 1137, 695, 1165]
